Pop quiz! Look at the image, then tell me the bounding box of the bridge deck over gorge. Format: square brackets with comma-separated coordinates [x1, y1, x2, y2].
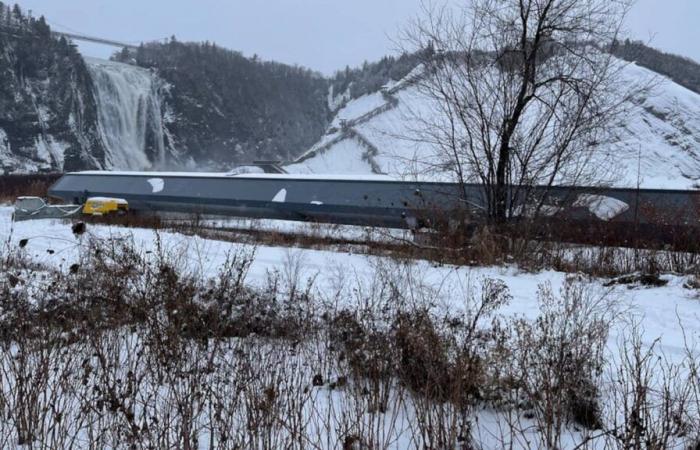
[51, 31, 139, 50]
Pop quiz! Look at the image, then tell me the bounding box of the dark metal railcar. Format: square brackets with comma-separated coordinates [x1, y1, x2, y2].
[49, 172, 473, 228]
[48, 172, 700, 234]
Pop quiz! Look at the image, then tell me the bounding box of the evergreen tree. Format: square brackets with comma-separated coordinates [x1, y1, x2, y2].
[612, 40, 700, 94]
[11, 4, 21, 24]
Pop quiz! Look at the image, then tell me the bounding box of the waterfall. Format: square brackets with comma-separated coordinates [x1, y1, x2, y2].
[85, 57, 166, 170]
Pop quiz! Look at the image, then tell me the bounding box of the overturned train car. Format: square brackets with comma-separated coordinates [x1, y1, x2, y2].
[49, 171, 700, 246]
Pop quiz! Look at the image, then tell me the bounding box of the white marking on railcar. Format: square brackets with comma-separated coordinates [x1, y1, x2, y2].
[147, 178, 164, 193]
[310, 200, 323, 205]
[272, 188, 287, 203]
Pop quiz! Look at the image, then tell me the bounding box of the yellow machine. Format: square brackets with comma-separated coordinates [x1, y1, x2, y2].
[82, 197, 129, 216]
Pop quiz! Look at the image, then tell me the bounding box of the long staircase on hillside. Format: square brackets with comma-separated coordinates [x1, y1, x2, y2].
[292, 66, 428, 174]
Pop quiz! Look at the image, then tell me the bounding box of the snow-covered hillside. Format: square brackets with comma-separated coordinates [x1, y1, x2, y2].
[289, 61, 700, 189]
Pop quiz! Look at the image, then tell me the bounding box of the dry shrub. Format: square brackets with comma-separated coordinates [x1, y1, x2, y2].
[467, 226, 505, 265]
[599, 322, 700, 450]
[84, 212, 165, 230]
[325, 275, 512, 448]
[0, 230, 330, 448]
[3, 222, 700, 448]
[394, 309, 459, 401]
[504, 278, 615, 448]
[0, 174, 60, 202]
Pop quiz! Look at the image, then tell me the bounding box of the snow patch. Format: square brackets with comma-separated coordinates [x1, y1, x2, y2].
[87, 197, 128, 204]
[327, 84, 351, 111]
[331, 92, 387, 128]
[226, 165, 265, 175]
[574, 194, 630, 220]
[286, 139, 377, 175]
[37, 105, 51, 124]
[0, 128, 10, 161]
[34, 136, 67, 170]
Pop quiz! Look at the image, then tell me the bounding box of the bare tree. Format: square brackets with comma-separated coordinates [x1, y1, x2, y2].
[403, 0, 644, 224]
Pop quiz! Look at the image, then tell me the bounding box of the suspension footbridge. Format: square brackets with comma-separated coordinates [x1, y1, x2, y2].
[51, 31, 140, 50]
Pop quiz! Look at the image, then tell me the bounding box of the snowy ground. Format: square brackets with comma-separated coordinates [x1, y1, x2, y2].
[165, 214, 412, 244]
[3, 207, 700, 448]
[3, 206, 698, 364]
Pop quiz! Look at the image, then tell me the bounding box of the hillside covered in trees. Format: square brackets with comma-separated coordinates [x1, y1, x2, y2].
[328, 52, 423, 105]
[114, 41, 331, 165]
[114, 38, 700, 169]
[0, 2, 105, 172]
[612, 39, 700, 95]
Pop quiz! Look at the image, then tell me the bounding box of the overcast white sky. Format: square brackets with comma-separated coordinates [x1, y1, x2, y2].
[15, 0, 700, 75]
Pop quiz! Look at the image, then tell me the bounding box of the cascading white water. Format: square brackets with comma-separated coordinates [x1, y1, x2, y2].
[85, 57, 166, 170]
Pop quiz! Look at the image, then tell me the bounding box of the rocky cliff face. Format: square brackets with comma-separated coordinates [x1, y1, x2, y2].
[0, 5, 181, 173]
[0, 10, 105, 173]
